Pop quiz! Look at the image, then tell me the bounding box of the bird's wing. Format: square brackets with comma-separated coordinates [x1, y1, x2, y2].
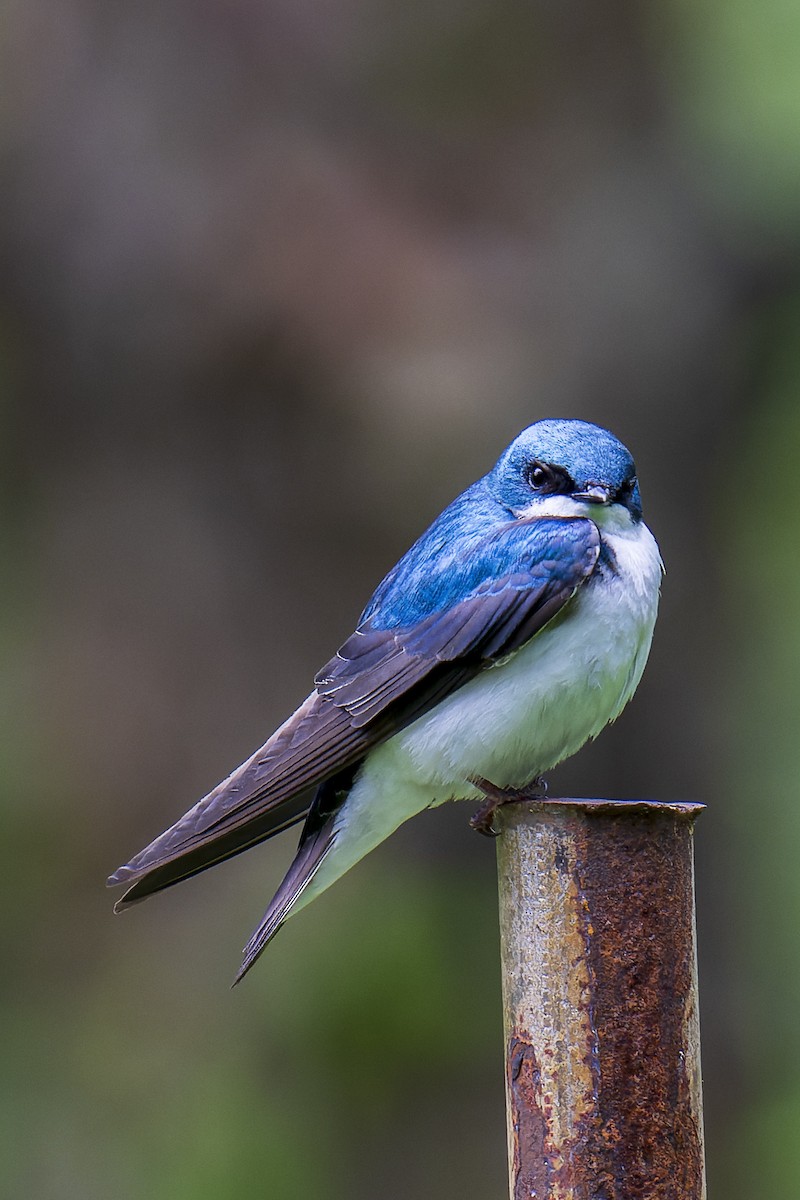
[108, 693, 380, 907]
[316, 516, 600, 725]
[109, 516, 599, 909]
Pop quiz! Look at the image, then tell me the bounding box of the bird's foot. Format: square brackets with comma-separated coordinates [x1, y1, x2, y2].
[468, 776, 549, 838]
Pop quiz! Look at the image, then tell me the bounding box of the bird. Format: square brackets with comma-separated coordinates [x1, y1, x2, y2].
[108, 418, 663, 982]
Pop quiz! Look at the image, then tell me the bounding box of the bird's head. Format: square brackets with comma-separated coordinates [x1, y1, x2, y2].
[487, 419, 643, 525]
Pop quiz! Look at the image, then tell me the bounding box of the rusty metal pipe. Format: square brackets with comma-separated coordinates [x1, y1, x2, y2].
[496, 798, 706, 1200]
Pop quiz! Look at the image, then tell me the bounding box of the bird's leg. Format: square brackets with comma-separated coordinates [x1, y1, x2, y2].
[468, 775, 548, 838]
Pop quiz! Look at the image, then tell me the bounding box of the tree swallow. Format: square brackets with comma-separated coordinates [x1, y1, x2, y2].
[109, 419, 663, 982]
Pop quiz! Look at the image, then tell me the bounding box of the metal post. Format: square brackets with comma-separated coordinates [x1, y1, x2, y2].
[496, 798, 706, 1200]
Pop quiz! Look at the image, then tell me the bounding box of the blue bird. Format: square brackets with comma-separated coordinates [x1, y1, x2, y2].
[109, 419, 662, 982]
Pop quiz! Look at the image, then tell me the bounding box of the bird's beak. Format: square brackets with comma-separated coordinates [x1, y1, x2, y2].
[571, 484, 613, 505]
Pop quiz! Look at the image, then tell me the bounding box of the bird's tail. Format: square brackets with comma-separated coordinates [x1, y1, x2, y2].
[232, 747, 433, 982]
[233, 823, 338, 984]
[232, 764, 357, 983]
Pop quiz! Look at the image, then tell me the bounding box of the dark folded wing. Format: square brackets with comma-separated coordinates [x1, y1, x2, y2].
[110, 516, 599, 907]
[109, 693, 382, 907]
[317, 517, 601, 726]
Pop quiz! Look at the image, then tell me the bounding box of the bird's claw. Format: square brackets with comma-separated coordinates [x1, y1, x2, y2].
[468, 775, 549, 837]
[469, 799, 503, 838]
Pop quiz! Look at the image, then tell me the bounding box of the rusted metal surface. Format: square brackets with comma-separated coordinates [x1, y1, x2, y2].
[496, 798, 706, 1200]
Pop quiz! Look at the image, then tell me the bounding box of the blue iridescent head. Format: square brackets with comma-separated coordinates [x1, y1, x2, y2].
[487, 419, 643, 522]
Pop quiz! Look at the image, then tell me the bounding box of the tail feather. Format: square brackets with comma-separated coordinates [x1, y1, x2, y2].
[233, 822, 338, 985]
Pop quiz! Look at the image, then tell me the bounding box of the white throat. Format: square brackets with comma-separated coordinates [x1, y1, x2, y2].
[513, 494, 637, 533]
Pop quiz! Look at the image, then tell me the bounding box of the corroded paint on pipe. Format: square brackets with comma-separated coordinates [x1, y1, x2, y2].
[497, 799, 706, 1200]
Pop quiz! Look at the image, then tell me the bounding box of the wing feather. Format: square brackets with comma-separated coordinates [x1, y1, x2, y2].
[316, 518, 600, 726]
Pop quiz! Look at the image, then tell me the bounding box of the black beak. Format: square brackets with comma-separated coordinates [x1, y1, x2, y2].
[571, 484, 614, 505]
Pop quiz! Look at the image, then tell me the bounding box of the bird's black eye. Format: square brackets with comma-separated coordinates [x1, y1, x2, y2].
[525, 460, 563, 493]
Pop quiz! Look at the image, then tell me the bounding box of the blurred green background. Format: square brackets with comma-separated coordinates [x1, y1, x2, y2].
[2, 1, 800, 1196]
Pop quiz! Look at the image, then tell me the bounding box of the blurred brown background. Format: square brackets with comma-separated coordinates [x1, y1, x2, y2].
[3, 1, 800, 1196]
